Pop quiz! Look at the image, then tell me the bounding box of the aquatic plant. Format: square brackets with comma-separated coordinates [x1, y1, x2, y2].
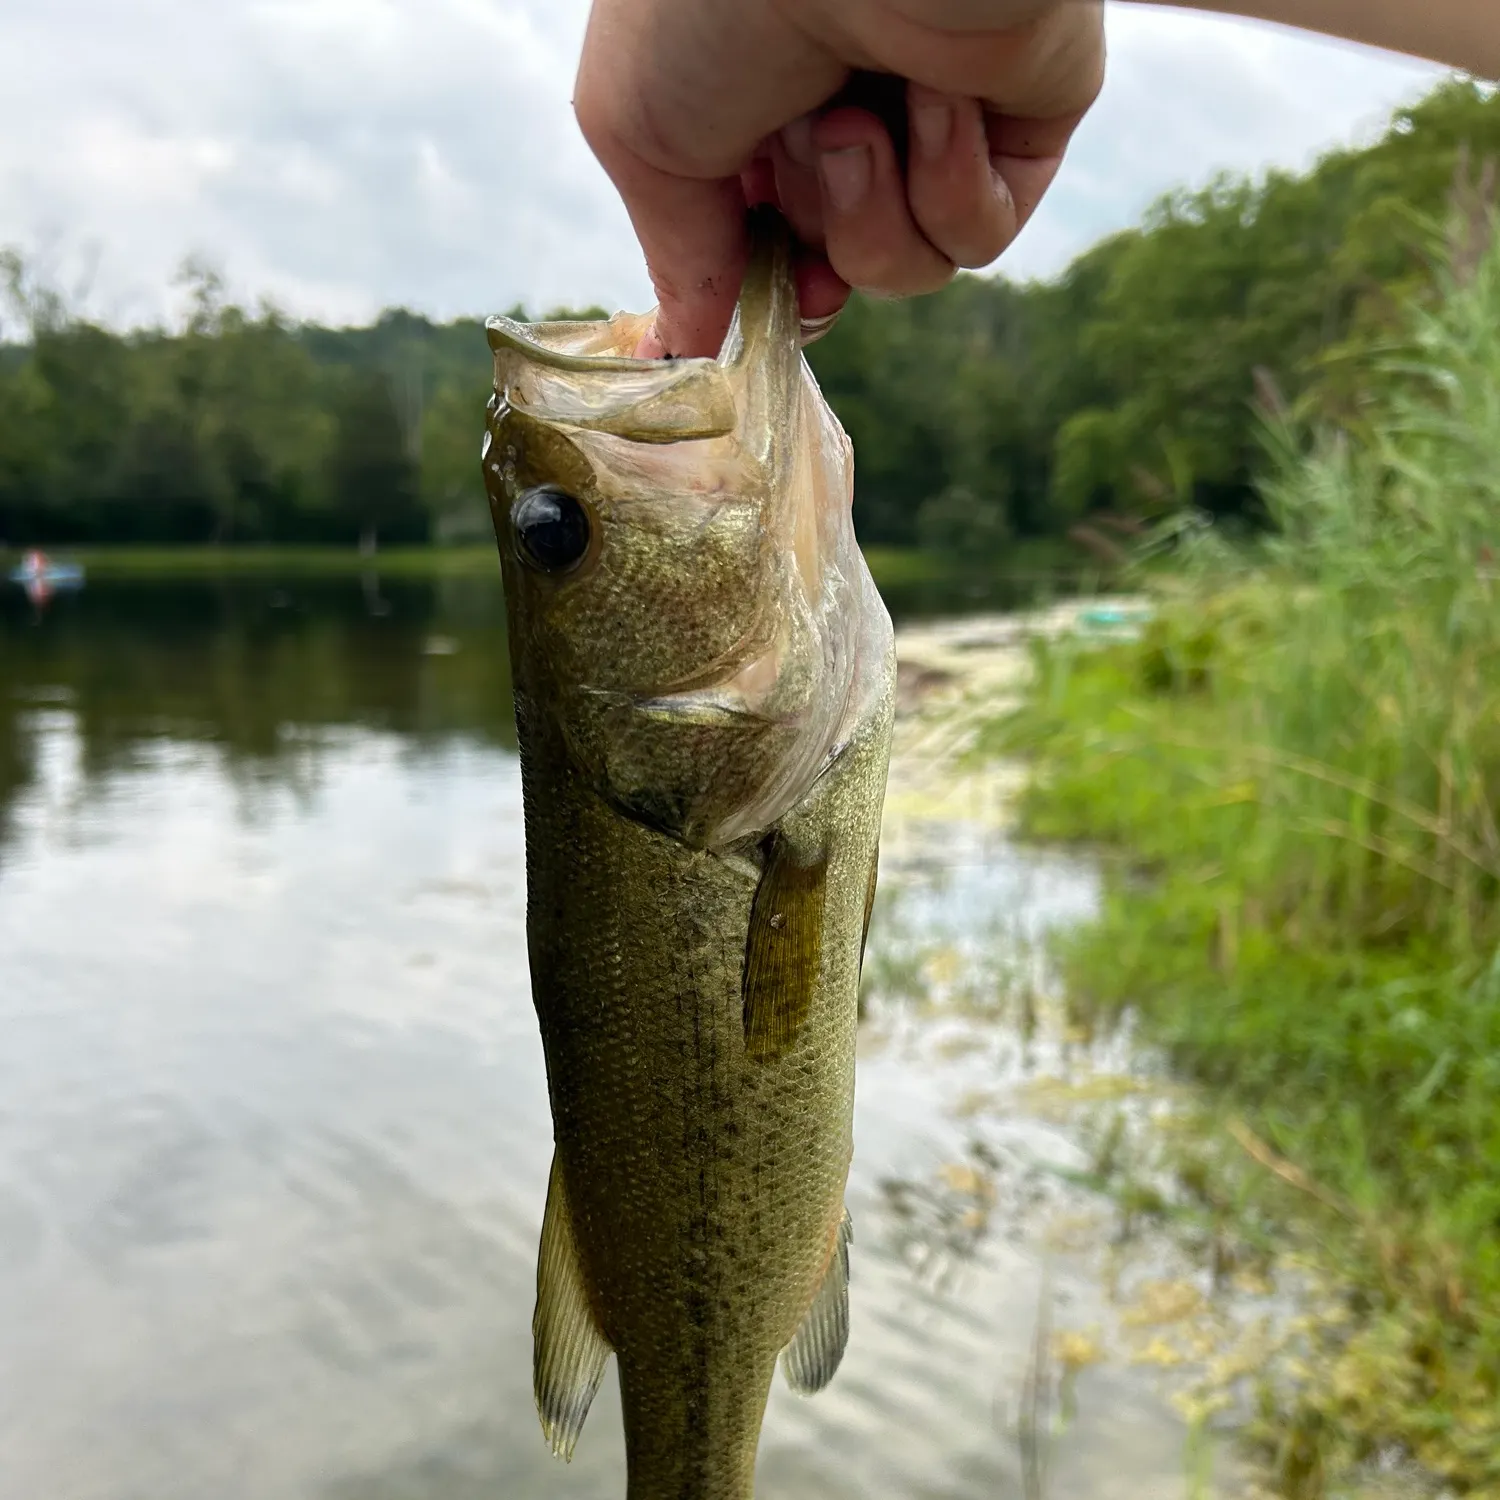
[992, 208, 1500, 1495]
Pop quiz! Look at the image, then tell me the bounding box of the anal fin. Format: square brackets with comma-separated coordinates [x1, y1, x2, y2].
[781, 1208, 853, 1395]
[534, 1154, 613, 1460]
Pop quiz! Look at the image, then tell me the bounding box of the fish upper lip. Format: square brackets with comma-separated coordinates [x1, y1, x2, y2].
[487, 315, 711, 375]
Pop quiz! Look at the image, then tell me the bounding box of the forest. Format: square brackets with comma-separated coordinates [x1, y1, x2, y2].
[0, 78, 1496, 554]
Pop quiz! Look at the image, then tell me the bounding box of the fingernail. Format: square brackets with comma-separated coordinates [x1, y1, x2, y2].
[990, 161, 1015, 213]
[799, 310, 842, 345]
[820, 146, 871, 214]
[912, 102, 952, 160]
[781, 114, 816, 166]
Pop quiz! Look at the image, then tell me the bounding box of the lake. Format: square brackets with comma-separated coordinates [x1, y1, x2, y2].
[0, 571, 1247, 1500]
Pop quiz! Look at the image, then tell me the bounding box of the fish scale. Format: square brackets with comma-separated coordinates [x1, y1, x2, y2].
[485, 209, 894, 1500]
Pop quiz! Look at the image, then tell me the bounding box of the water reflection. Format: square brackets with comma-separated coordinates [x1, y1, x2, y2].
[0, 574, 517, 855]
[0, 573, 1240, 1500]
[0, 565, 1082, 859]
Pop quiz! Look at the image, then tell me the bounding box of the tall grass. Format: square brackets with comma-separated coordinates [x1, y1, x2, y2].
[992, 216, 1500, 1494]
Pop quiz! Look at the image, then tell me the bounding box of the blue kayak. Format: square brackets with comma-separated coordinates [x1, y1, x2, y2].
[1079, 603, 1152, 630]
[8, 559, 85, 589]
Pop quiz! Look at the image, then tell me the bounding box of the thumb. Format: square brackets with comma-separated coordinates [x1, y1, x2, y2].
[574, 0, 843, 358]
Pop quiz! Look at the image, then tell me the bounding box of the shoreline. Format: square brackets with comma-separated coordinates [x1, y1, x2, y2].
[884, 598, 1148, 854]
[887, 598, 1461, 1500]
[879, 599, 1277, 1496]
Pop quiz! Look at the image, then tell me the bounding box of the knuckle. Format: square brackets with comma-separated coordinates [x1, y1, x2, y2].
[571, 77, 619, 158]
[831, 246, 895, 294]
[573, 75, 688, 178]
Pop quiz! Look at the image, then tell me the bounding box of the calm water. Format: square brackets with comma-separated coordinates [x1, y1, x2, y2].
[0, 573, 1242, 1500]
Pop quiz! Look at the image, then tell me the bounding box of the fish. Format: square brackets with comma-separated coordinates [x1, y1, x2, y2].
[482, 207, 895, 1500]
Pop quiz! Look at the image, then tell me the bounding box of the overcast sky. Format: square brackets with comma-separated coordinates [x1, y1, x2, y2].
[0, 1, 1448, 331]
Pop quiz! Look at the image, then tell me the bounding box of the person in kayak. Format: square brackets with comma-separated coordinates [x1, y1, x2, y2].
[572, 0, 1500, 360]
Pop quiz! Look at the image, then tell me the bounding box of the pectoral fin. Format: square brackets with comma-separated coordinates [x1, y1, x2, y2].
[533, 1155, 612, 1461]
[781, 1209, 853, 1394]
[859, 845, 879, 979]
[743, 831, 828, 1063]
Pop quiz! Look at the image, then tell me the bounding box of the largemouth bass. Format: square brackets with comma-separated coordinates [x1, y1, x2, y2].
[483, 209, 895, 1500]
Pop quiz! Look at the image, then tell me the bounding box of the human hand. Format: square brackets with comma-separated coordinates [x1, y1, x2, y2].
[574, 0, 1105, 357]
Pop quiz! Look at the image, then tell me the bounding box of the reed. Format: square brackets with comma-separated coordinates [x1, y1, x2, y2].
[990, 216, 1500, 1493]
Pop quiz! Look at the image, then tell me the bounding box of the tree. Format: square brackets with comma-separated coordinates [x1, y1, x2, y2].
[916, 483, 1012, 562]
[326, 370, 425, 552]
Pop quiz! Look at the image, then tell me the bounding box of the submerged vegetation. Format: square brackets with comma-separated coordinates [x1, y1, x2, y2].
[1, 80, 1498, 559]
[993, 206, 1500, 1494]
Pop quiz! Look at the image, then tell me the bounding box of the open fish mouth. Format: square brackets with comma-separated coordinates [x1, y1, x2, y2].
[485, 309, 738, 446]
[486, 209, 868, 850]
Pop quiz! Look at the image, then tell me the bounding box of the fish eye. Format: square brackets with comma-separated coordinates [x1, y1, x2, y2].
[511, 486, 592, 574]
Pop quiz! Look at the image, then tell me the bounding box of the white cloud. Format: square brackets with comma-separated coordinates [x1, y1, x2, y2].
[0, 0, 636, 327]
[0, 0, 1453, 329]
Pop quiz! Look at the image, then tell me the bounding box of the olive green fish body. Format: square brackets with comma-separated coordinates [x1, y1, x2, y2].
[486, 212, 894, 1500]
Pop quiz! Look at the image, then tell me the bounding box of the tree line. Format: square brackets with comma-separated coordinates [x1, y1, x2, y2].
[0, 78, 1495, 555]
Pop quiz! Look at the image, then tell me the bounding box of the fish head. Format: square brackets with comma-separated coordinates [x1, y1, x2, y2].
[484, 210, 875, 850]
